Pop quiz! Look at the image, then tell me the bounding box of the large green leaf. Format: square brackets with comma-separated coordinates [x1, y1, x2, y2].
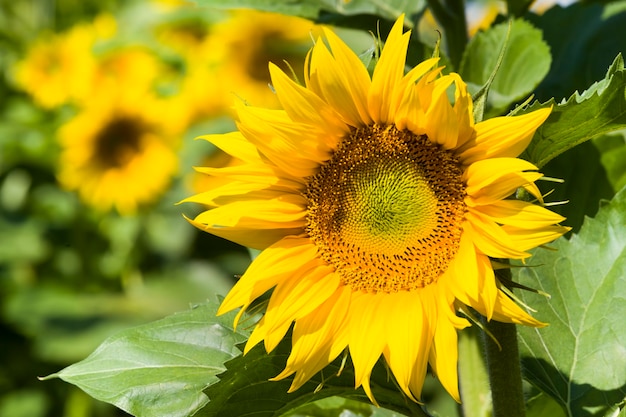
[515, 185, 626, 417]
[459, 18, 551, 115]
[44, 299, 248, 417]
[528, 2, 626, 103]
[521, 54, 626, 168]
[191, 0, 426, 25]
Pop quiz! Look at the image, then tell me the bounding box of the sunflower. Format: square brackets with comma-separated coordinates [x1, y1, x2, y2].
[58, 89, 179, 215]
[206, 9, 317, 109]
[186, 15, 569, 402]
[13, 14, 116, 108]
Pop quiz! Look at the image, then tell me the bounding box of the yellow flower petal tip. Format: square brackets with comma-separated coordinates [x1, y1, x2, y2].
[186, 15, 566, 403]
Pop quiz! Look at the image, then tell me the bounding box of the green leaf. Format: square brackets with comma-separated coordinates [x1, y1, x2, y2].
[528, 2, 626, 103]
[191, 0, 426, 24]
[197, 336, 424, 417]
[459, 18, 551, 115]
[594, 132, 626, 193]
[535, 140, 614, 234]
[521, 54, 626, 168]
[525, 392, 566, 417]
[45, 299, 248, 417]
[515, 185, 626, 417]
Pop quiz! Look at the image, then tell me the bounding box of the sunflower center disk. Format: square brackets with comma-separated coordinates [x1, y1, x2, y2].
[305, 125, 467, 293]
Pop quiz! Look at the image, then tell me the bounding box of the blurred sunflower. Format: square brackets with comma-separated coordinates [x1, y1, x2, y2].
[207, 9, 317, 109]
[186, 16, 569, 402]
[57, 89, 180, 215]
[13, 14, 116, 108]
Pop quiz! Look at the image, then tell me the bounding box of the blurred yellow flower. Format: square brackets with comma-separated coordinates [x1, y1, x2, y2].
[207, 9, 317, 109]
[57, 90, 180, 215]
[187, 15, 569, 402]
[14, 14, 116, 108]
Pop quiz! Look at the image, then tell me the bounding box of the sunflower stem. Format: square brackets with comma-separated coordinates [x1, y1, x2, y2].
[481, 273, 526, 417]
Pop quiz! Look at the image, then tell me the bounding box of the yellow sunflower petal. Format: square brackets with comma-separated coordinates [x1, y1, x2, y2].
[217, 236, 317, 316]
[236, 105, 330, 177]
[197, 132, 260, 163]
[446, 233, 498, 320]
[475, 199, 567, 228]
[502, 224, 570, 251]
[450, 73, 475, 147]
[348, 292, 388, 402]
[384, 291, 432, 401]
[269, 62, 347, 140]
[368, 15, 410, 123]
[464, 211, 530, 259]
[322, 26, 373, 124]
[489, 289, 546, 327]
[307, 39, 366, 127]
[392, 58, 439, 129]
[194, 164, 305, 187]
[262, 266, 340, 351]
[459, 107, 551, 164]
[423, 76, 459, 149]
[273, 285, 351, 389]
[429, 306, 462, 402]
[465, 158, 543, 206]
[187, 198, 306, 249]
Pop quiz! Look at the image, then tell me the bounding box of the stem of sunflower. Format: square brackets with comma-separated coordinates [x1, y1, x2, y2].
[481, 269, 526, 417]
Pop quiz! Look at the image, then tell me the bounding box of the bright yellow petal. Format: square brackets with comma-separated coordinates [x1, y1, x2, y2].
[187, 197, 306, 249]
[464, 211, 530, 259]
[429, 306, 461, 402]
[197, 132, 260, 163]
[322, 26, 372, 124]
[423, 76, 459, 149]
[502, 224, 570, 251]
[348, 291, 388, 402]
[195, 164, 305, 188]
[475, 199, 567, 228]
[368, 15, 410, 123]
[262, 266, 340, 351]
[235, 105, 329, 177]
[464, 158, 543, 206]
[383, 291, 431, 401]
[445, 233, 498, 320]
[217, 236, 317, 316]
[182, 182, 288, 207]
[450, 73, 475, 147]
[307, 39, 366, 127]
[489, 289, 546, 327]
[269, 62, 347, 141]
[459, 108, 552, 164]
[392, 58, 439, 129]
[273, 285, 351, 389]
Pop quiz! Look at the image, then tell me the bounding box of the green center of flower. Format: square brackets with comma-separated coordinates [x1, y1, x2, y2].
[305, 124, 467, 293]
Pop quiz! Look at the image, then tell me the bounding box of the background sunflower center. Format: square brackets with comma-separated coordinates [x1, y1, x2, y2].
[305, 124, 466, 293]
[93, 116, 144, 168]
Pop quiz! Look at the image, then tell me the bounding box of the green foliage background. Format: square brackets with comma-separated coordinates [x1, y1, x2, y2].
[2, 0, 626, 417]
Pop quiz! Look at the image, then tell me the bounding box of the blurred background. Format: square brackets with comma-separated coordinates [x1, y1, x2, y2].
[0, 0, 584, 416]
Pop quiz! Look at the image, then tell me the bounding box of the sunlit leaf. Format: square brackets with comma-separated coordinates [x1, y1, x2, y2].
[459, 18, 551, 114]
[44, 300, 248, 417]
[516, 185, 626, 417]
[521, 54, 626, 168]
